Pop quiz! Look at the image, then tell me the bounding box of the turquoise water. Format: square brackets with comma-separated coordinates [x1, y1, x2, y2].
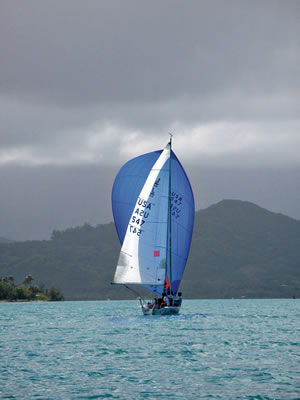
[0, 299, 299, 399]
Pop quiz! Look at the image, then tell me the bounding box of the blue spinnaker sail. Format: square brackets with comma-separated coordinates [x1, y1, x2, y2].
[112, 150, 162, 244]
[112, 145, 194, 295]
[166, 151, 195, 294]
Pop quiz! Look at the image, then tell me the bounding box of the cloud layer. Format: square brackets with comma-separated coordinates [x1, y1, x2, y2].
[1, 0, 299, 167]
[1, 0, 300, 239]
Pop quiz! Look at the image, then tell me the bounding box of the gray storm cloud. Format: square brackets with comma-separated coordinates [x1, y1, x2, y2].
[1, 1, 299, 132]
[0, 0, 299, 239]
[1, 1, 299, 104]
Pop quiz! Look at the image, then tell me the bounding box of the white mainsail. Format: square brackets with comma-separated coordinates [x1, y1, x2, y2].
[113, 143, 171, 285]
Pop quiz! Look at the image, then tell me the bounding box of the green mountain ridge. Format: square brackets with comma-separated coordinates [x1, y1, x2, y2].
[0, 200, 299, 299]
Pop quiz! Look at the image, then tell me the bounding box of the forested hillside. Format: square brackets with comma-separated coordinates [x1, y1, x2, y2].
[1, 200, 299, 299]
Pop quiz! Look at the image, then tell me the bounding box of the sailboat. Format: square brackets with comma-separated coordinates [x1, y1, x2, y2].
[112, 136, 195, 315]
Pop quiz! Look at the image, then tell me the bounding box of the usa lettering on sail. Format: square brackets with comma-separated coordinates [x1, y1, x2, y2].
[129, 197, 152, 236]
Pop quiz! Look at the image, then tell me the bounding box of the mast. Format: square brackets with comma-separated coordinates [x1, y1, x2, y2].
[112, 133, 194, 296]
[168, 133, 173, 293]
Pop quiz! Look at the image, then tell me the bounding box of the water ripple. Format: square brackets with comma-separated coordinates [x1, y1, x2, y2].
[0, 299, 299, 399]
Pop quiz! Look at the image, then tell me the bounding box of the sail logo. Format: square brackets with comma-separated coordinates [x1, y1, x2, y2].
[150, 178, 161, 198]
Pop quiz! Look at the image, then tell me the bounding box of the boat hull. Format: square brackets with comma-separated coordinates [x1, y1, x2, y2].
[141, 305, 180, 316]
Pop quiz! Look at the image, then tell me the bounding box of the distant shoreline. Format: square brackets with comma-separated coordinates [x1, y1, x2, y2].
[1, 298, 297, 303]
[0, 299, 50, 303]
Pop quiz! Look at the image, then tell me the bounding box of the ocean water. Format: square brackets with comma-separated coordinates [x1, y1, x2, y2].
[0, 299, 299, 400]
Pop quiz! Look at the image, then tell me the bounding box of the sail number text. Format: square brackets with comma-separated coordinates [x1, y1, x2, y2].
[128, 197, 152, 236]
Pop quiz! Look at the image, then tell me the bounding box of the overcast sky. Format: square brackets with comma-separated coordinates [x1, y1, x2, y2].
[0, 0, 300, 240]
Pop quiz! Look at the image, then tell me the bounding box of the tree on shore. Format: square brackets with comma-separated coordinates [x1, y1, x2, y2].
[8, 276, 15, 285]
[23, 275, 34, 286]
[48, 287, 64, 301]
[0, 275, 64, 302]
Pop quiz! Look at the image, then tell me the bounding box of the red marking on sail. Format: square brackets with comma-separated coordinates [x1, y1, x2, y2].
[153, 250, 160, 257]
[165, 276, 170, 289]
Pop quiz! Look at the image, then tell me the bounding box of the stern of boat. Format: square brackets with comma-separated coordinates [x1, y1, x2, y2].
[152, 306, 180, 315]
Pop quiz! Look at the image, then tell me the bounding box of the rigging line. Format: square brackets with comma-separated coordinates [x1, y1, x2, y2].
[125, 285, 144, 300]
[168, 137, 173, 293]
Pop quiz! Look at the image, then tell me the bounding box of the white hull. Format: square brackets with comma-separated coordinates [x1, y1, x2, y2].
[141, 304, 180, 316]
